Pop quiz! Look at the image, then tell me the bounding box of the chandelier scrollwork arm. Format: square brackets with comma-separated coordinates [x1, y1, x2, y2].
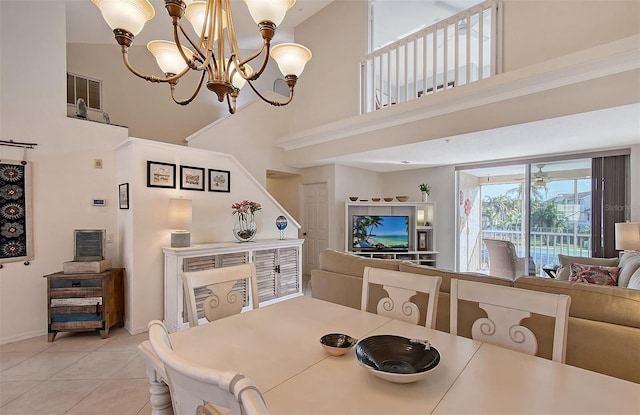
[92, 0, 312, 114]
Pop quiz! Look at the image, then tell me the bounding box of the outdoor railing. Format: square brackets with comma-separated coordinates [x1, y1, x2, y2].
[480, 229, 592, 276]
[360, 0, 499, 113]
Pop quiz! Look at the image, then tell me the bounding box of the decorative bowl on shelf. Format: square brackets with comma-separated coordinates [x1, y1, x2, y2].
[395, 196, 410, 202]
[349, 196, 358, 201]
[320, 333, 358, 356]
[383, 197, 394, 202]
[360, 199, 369, 202]
[371, 197, 381, 202]
[356, 335, 440, 383]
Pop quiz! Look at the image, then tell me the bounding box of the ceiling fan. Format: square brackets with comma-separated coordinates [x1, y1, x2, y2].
[533, 164, 549, 188]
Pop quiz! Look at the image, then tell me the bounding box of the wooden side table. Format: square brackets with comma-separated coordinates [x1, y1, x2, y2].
[44, 268, 124, 342]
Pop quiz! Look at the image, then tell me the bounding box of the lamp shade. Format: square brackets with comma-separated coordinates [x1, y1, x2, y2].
[231, 64, 254, 90]
[147, 41, 194, 75]
[91, 0, 155, 36]
[615, 222, 640, 251]
[185, 2, 227, 40]
[270, 43, 312, 77]
[168, 199, 192, 231]
[244, 0, 295, 26]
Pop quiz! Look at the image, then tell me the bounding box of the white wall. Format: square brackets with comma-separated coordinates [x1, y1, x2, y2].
[116, 138, 300, 334]
[333, 165, 381, 251]
[187, 93, 301, 187]
[0, 1, 128, 344]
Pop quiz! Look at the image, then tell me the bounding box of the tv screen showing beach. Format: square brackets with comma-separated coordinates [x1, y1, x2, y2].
[352, 215, 409, 251]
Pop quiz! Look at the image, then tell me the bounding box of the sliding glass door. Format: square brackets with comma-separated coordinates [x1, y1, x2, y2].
[456, 158, 592, 276]
[528, 159, 592, 275]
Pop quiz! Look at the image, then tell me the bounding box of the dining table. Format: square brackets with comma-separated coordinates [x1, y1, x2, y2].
[138, 295, 640, 415]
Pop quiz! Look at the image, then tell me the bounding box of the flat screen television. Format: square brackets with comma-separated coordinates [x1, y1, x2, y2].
[352, 215, 409, 251]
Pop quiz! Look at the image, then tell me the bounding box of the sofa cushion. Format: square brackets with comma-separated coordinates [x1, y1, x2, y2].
[514, 276, 640, 329]
[398, 262, 513, 293]
[568, 263, 620, 286]
[628, 268, 640, 290]
[556, 255, 619, 280]
[318, 249, 401, 279]
[618, 252, 640, 288]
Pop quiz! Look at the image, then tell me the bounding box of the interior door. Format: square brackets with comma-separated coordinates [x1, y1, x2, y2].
[302, 182, 329, 275]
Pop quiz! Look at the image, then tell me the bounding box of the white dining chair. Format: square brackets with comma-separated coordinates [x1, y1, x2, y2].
[147, 320, 270, 415]
[450, 279, 571, 362]
[361, 266, 442, 328]
[183, 263, 259, 327]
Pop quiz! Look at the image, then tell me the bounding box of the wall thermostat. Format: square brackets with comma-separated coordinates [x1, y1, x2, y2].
[92, 199, 106, 206]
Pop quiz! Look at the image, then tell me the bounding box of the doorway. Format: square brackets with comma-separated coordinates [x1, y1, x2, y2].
[302, 182, 329, 276]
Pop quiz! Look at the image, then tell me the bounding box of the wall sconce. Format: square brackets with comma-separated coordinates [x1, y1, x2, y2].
[615, 222, 640, 252]
[168, 198, 192, 248]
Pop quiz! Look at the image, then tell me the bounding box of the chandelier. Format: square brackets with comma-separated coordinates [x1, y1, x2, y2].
[91, 0, 312, 113]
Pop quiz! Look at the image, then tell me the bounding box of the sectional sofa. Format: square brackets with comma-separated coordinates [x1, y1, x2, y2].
[310, 249, 640, 383]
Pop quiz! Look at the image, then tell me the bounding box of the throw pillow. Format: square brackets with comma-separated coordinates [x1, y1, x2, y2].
[568, 263, 620, 286]
[556, 255, 619, 280]
[627, 268, 640, 290]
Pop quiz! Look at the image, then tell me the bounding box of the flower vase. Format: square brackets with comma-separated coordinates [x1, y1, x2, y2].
[233, 219, 257, 242]
[421, 192, 428, 202]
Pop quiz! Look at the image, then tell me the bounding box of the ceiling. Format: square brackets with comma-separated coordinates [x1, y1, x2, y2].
[66, 0, 334, 49]
[67, 1, 639, 173]
[327, 103, 640, 173]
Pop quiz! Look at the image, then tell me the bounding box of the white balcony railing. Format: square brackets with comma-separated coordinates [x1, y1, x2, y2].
[360, 0, 499, 113]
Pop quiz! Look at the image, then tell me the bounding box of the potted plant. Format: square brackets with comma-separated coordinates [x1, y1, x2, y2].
[418, 183, 431, 202]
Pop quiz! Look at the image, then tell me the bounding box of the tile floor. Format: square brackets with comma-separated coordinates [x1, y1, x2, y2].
[0, 274, 312, 414]
[0, 328, 152, 415]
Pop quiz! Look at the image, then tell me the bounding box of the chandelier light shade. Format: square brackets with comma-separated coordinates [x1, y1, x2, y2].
[270, 43, 312, 77]
[147, 40, 195, 75]
[92, 0, 155, 36]
[91, 0, 312, 113]
[243, 0, 295, 27]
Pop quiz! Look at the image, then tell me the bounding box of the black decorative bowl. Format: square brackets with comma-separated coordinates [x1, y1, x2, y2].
[356, 335, 440, 383]
[320, 333, 358, 356]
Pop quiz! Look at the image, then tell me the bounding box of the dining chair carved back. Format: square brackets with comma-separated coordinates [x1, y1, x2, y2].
[450, 279, 571, 362]
[183, 263, 259, 327]
[147, 320, 270, 415]
[361, 266, 442, 328]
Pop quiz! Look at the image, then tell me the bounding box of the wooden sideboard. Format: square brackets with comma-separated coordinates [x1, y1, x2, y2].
[163, 239, 304, 332]
[44, 268, 125, 341]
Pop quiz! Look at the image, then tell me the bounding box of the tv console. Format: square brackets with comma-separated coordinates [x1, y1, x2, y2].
[345, 201, 437, 266]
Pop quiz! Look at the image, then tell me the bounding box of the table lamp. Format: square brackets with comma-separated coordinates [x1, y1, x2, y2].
[615, 222, 640, 252]
[168, 198, 192, 248]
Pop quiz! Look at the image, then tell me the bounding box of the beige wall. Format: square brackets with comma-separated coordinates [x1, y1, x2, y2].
[66, 41, 281, 145]
[0, 1, 127, 344]
[501, 0, 640, 72]
[289, 0, 369, 132]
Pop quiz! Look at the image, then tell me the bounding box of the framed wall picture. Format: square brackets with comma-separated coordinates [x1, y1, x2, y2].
[208, 169, 230, 192]
[417, 230, 429, 251]
[118, 183, 129, 209]
[180, 165, 205, 191]
[147, 161, 176, 188]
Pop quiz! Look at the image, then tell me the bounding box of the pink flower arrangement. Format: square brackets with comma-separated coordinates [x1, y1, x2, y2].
[231, 200, 262, 222]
